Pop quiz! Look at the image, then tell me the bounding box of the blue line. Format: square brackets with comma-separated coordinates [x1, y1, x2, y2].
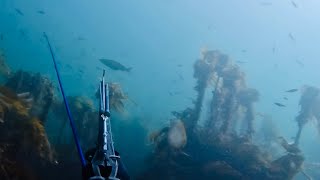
[43, 32, 86, 167]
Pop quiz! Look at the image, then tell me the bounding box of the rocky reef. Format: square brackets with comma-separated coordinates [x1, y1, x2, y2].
[0, 50, 56, 179]
[0, 76, 55, 179]
[139, 50, 305, 180]
[5, 70, 55, 122]
[0, 47, 315, 180]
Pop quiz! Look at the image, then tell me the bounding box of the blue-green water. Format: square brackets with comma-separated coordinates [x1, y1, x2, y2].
[1, 0, 320, 179]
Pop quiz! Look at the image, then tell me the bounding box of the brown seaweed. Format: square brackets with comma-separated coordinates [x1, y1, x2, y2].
[5, 70, 54, 122]
[0, 86, 54, 180]
[140, 49, 303, 180]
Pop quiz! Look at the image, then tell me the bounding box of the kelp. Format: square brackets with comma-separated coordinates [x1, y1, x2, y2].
[5, 70, 54, 122]
[140, 49, 303, 180]
[0, 86, 54, 180]
[95, 82, 129, 113]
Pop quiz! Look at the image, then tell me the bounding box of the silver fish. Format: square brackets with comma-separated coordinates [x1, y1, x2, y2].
[99, 59, 132, 72]
[274, 102, 286, 107]
[285, 89, 298, 93]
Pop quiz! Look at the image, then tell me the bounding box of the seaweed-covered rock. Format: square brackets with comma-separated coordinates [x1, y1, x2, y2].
[5, 70, 54, 122]
[139, 49, 304, 180]
[95, 82, 129, 113]
[268, 154, 304, 180]
[0, 87, 55, 180]
[50, 95, 96, 149]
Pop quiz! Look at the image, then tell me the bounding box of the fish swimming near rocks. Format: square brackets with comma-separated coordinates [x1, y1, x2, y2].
[274, 102, 286, 107]
[99, 59, 132, 72]
[285, 89, 298, 93]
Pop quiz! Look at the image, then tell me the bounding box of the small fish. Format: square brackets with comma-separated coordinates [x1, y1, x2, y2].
[236, 61, 246, 64]
[180, 151, 191, 157]
[295, 60, 304, 67]
[177, 64, 183, 67]
[289, 33, 295, 41]
[241, 49, 247, 53]
[178, 74, 184, 80]
[291, 1, 298, 8]
[37, 10, 45, 15]
[274, 102, 286, 107]
[15, 8, 24, 16]
[24, 97, 34, 103]
[256, 112, 266, 118]
[17, 92, 30, 98]
[19, 29, 28, 39]
[260, 2, 272, 6]
[65, 64, 73, 70]
[283, 97, 288, 100]
[0, 34, 3, 41]
[77, 36, 86, 41]
[285, 89, 298, 93]
[99, 58, 132, 72]
[272, 47, 276, 53]
[169, 91, 181, 96]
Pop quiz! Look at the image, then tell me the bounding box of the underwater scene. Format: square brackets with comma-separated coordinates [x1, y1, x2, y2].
[1, 0, 320, 179]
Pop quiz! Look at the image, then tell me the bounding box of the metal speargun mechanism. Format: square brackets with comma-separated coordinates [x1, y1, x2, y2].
[90, 70, 120, 180]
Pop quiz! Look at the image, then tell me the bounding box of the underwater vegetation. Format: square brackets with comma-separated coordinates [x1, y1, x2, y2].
[139, 49, 307, 180]
[0, 49, 134, 179]
[5, 70, 55, 122]
[48, 76, 132, 177]
[0, 46, 318, 179]
[0, 56, 55, 179]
